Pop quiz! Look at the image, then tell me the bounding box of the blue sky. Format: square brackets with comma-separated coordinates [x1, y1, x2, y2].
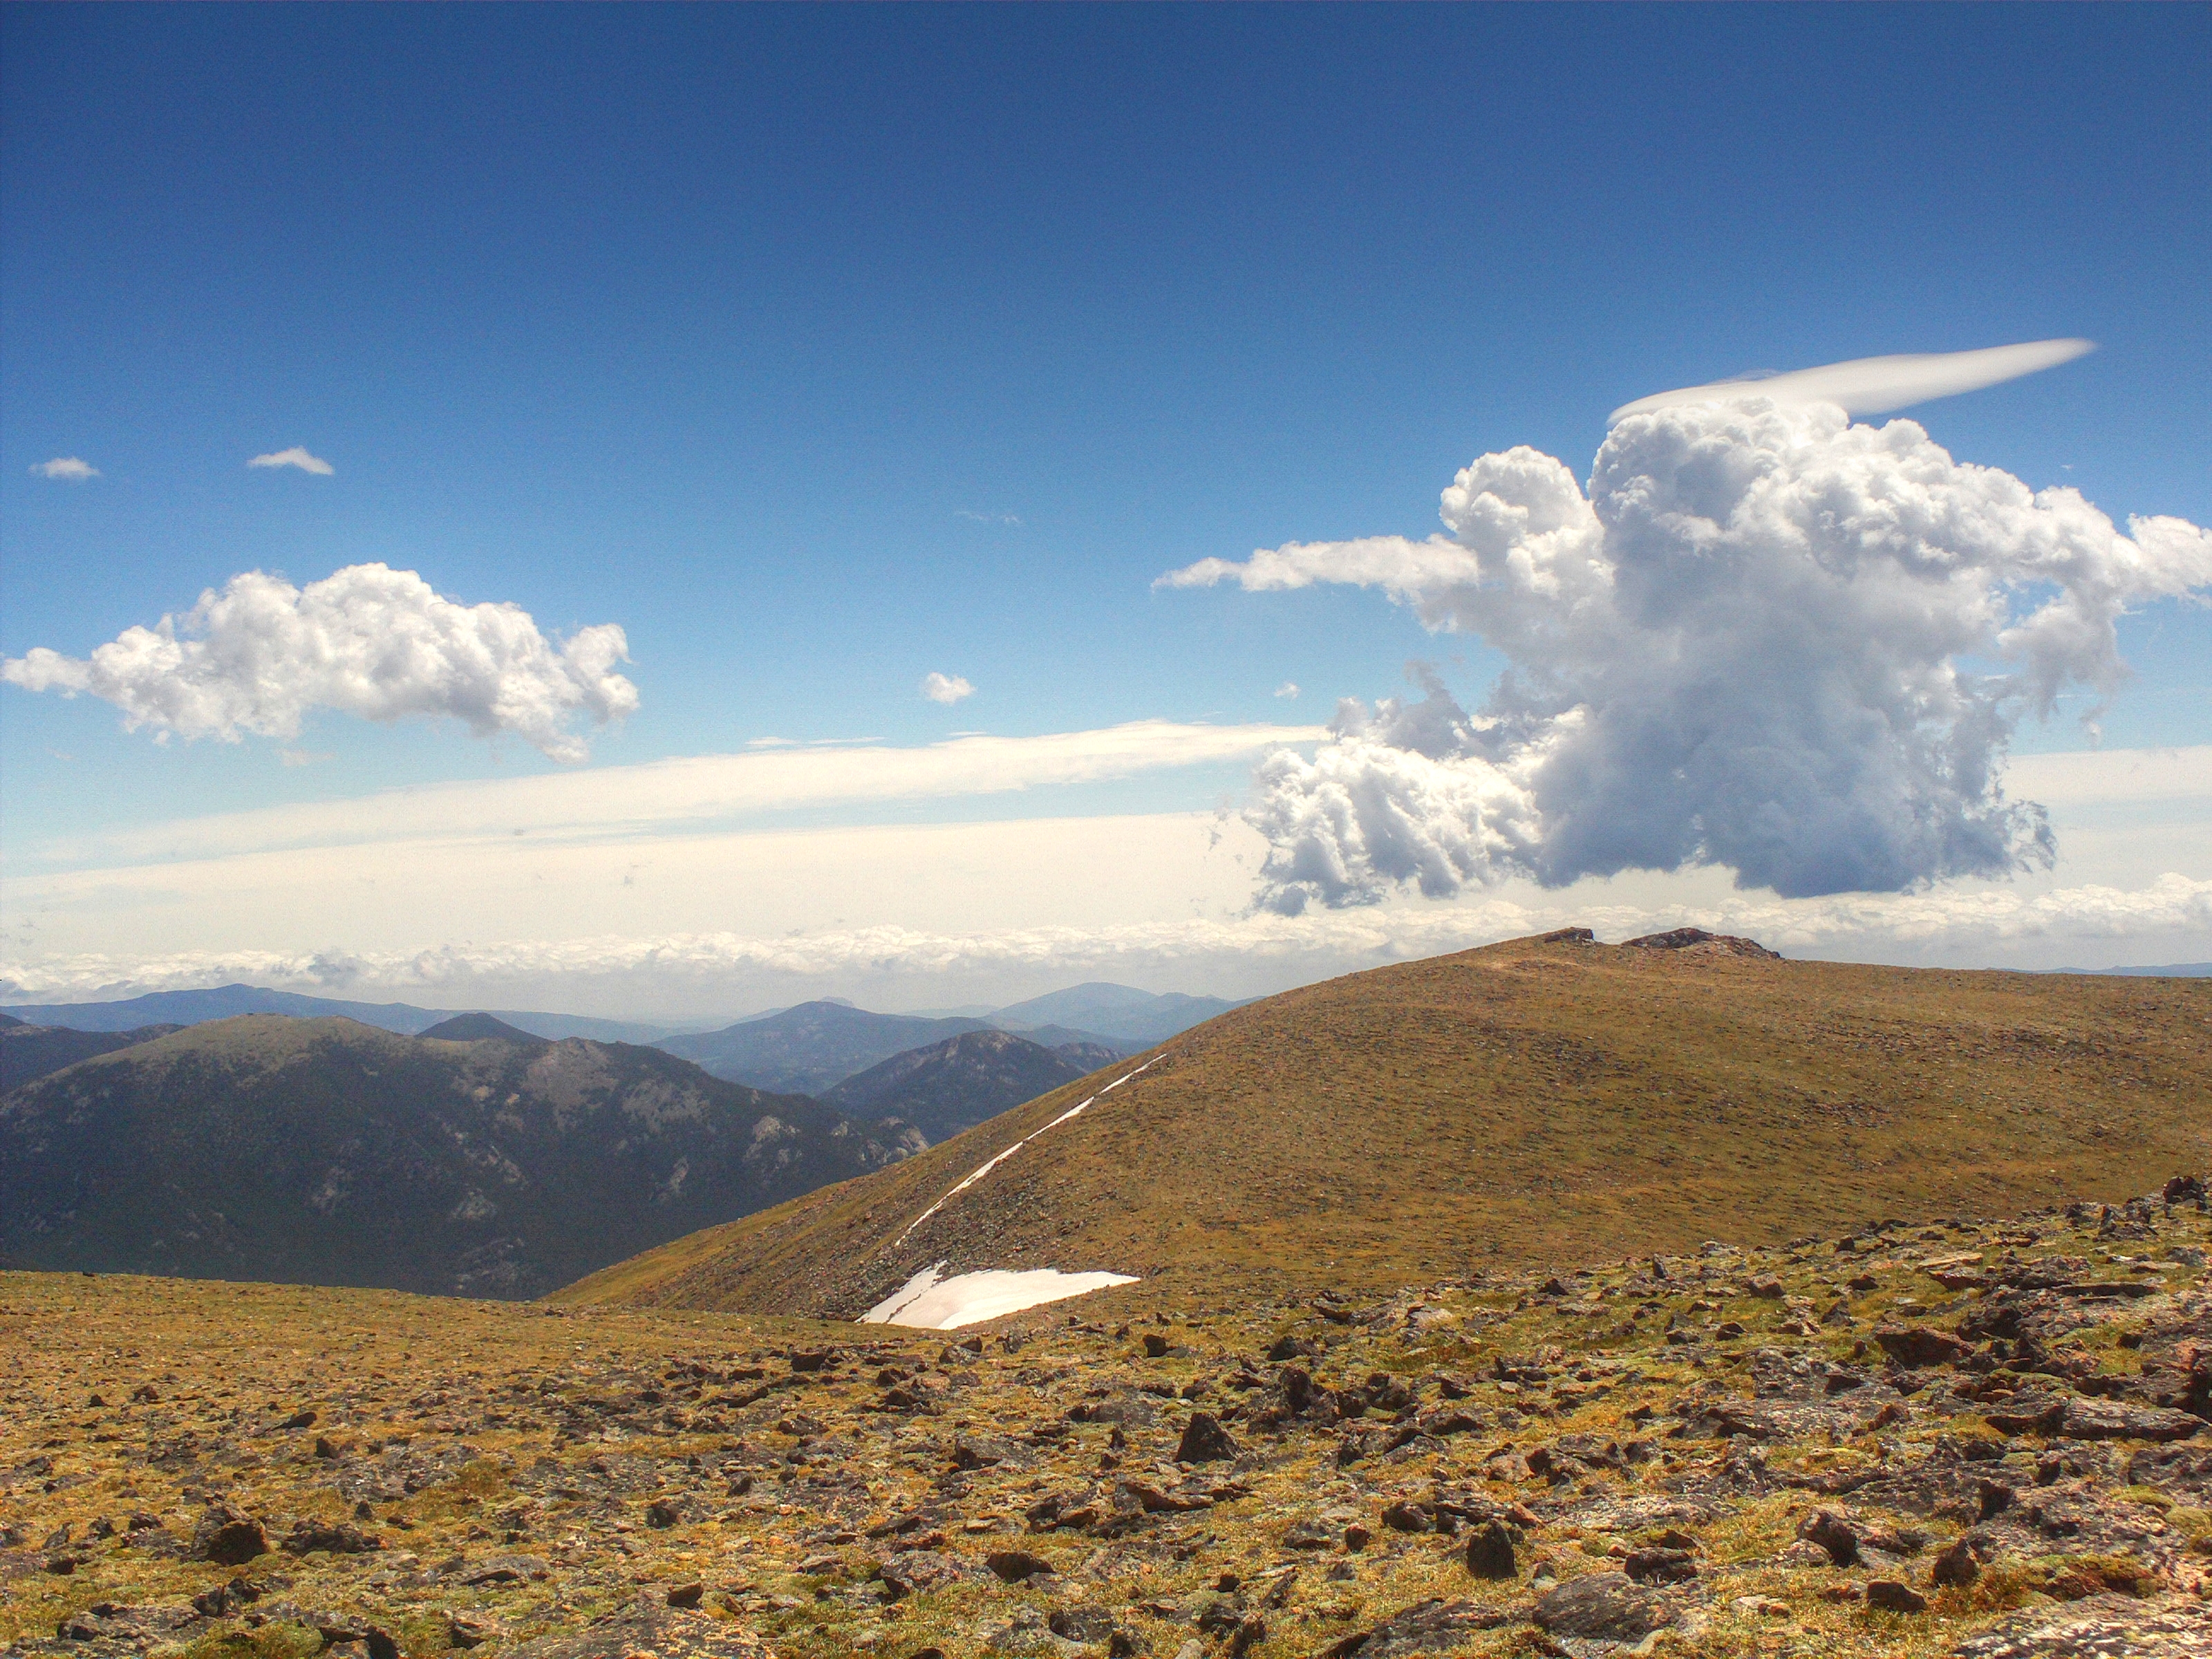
[3, 5, 2207, 1013]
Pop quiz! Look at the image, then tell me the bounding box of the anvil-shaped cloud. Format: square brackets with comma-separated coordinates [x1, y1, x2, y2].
[1162, 395, 2211, 910]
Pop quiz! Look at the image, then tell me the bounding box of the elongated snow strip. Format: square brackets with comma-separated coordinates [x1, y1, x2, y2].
[892, 1056, 1161, 1248]
[861, 1264, 1139, 1329]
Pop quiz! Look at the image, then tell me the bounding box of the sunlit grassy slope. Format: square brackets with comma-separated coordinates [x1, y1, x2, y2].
[559, 933, 2211, 1317]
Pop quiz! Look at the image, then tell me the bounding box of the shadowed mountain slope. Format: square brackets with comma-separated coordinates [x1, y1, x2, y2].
[0, 1015, 920, 1297]
[653, 1001, 995, 1094]
[821, 1028, 1094, 1145]
[0, 1020, 182, 1094]
[563, 931, 2212, 1320]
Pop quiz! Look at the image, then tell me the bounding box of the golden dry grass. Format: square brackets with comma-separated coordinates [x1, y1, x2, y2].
[563, 935, 2211, 1319]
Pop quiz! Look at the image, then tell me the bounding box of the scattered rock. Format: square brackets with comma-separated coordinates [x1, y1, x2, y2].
[2059, 1397, 2207, 1441]
[1531, 1571, 1676, 1644]
[1796, 1508, 1859, 1567]
[1931, 1537, 1980, 1588]
[506, 1603, 770, 1657]
[1329, 1598, 1514, 1658]
[281, 1519, 381, 1556]
[191, 1512, 270, 1566]
[1175, 1412, 1239, 1464]
[458, 1553, 552, 1584]
[1868, 1579, 1929, 1613]
[1952, 1591, 2212, 1658]
[1049, 1605, 1116, 1642]
[449, 1610, 508, 1647]
[1622, 1546, 1696, 1584]
[1875, 1326, 1973, 1369]
[986, 1548, 1056, 1582]
[1463, 1521, 1517, 1580]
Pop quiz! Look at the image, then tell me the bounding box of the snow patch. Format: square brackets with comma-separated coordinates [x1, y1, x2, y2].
[861, 1263, 1138, 1330]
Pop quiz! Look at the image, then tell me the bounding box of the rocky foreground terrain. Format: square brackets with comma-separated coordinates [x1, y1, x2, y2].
[6, 1183, 2211, 1659]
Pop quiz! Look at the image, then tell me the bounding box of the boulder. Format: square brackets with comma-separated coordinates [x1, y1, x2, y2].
[1464, 1521, 1517, 1580]
[1796, 1508, 1859, 1567]
[1176, 1412, 1239, 1464]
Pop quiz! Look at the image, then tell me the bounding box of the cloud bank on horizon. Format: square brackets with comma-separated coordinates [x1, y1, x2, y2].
[1, 562, 639, 763]
[1164, 357, 2212, 913]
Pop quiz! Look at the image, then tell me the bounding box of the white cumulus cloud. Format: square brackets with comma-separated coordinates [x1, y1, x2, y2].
[1273, 681, 1300, 699]
[921, 671, 975, 705]
[1162, 399, 2212, 912]
[0, 563, 639, 763]
[248, 446, 334, 475]
[30, 457, 99, 482]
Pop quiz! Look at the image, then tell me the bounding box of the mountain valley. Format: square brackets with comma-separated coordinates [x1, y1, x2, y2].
[0, 1018, 920, 1298]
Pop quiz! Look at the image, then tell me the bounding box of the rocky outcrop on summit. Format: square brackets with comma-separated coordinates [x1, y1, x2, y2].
[1622, 927, 1784, 959]
[0, 1015, 919, 1297]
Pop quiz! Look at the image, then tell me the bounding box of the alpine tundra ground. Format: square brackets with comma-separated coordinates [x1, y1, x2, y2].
[6, 1181, 2212, 1659]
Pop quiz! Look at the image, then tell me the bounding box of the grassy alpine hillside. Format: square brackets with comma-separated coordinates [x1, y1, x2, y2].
[561, 931, 2212, 1321]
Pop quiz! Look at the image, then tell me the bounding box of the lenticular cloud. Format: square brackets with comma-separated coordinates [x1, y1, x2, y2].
[1161, 400, 2212, 910]
[1, 563, 639, 762]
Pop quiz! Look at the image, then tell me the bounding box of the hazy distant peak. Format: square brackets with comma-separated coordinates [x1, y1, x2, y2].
[419, 1013, 545, 1044]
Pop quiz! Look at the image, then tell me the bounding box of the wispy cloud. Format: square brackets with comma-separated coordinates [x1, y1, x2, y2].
[1273, 682, 1300, 699]
[1, 563, 637, 763]
[922, 671, 975, 705]
[21, 718, 1327, 869]
[30, 457, 99, 482]
[955, 509, 1022, 525]
[247, 446, 335, 475]
[1609, 337, 2094, 423]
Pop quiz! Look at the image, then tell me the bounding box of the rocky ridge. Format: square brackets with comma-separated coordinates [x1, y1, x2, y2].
[6, 1181, 2212, 1658]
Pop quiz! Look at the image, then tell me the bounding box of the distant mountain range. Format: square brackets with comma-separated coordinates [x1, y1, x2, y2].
[988, 981, 1250, 1044]
[821, 1028, 1094, 1144]
[0, 980, 1245, 1082]
[654, 1002, 1004, 1095]
[0, 983, 688, 1043]
[2066, 962, 2212, 977]
[0, 1015, 920, 1297]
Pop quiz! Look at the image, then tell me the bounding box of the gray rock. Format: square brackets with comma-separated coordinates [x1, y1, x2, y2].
[1532, 1572, 1676, 1643]
[1950, 1591, 2212, 1658]
[2059, 1398, 2206, 1442]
